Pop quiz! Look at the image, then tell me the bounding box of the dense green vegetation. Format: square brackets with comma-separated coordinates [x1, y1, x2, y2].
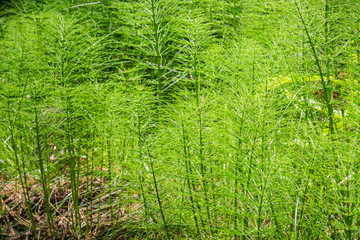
[0, 0, 359, 239]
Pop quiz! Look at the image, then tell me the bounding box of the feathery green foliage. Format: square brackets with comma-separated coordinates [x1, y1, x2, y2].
[0, 0, 359, 239]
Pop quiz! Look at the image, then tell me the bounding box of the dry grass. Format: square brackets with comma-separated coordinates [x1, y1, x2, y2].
[0, 175, 142, 240]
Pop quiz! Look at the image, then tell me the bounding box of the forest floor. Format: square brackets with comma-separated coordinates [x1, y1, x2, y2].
[0, 175, 141, 240]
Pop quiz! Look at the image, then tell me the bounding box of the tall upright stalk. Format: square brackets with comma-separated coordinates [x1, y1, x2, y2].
[294, 0, 334, 134]
[85, 131, 91, 236]
[198, 96, 212, 235]
[107, 121, 114, 220]
[149, 0, 163, 104]
[135, 105, 155, 224]
[97, 132, 105, 229]
[233, 117, 243, 240]
[55, 17, 81, 232]
[181, 13, 213, 234]
[6, 79, 37, 237]
[181, 117, 200, 235]
[324, 0, 330, 80]
[146, 144, 170, 240]
[33, 93, 54, 236]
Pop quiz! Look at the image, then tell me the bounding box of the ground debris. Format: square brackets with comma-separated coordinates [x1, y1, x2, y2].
[0, 176, 139, 240]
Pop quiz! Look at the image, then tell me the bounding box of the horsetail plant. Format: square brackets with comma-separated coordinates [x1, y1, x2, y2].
[294, 0, 335, 134]
[32, 81, 55, 237]
[146, 143, 170, 240]
[1, 0, 360, 239]
[6, 81, 37, 238]
[180, 111, 201, 235]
